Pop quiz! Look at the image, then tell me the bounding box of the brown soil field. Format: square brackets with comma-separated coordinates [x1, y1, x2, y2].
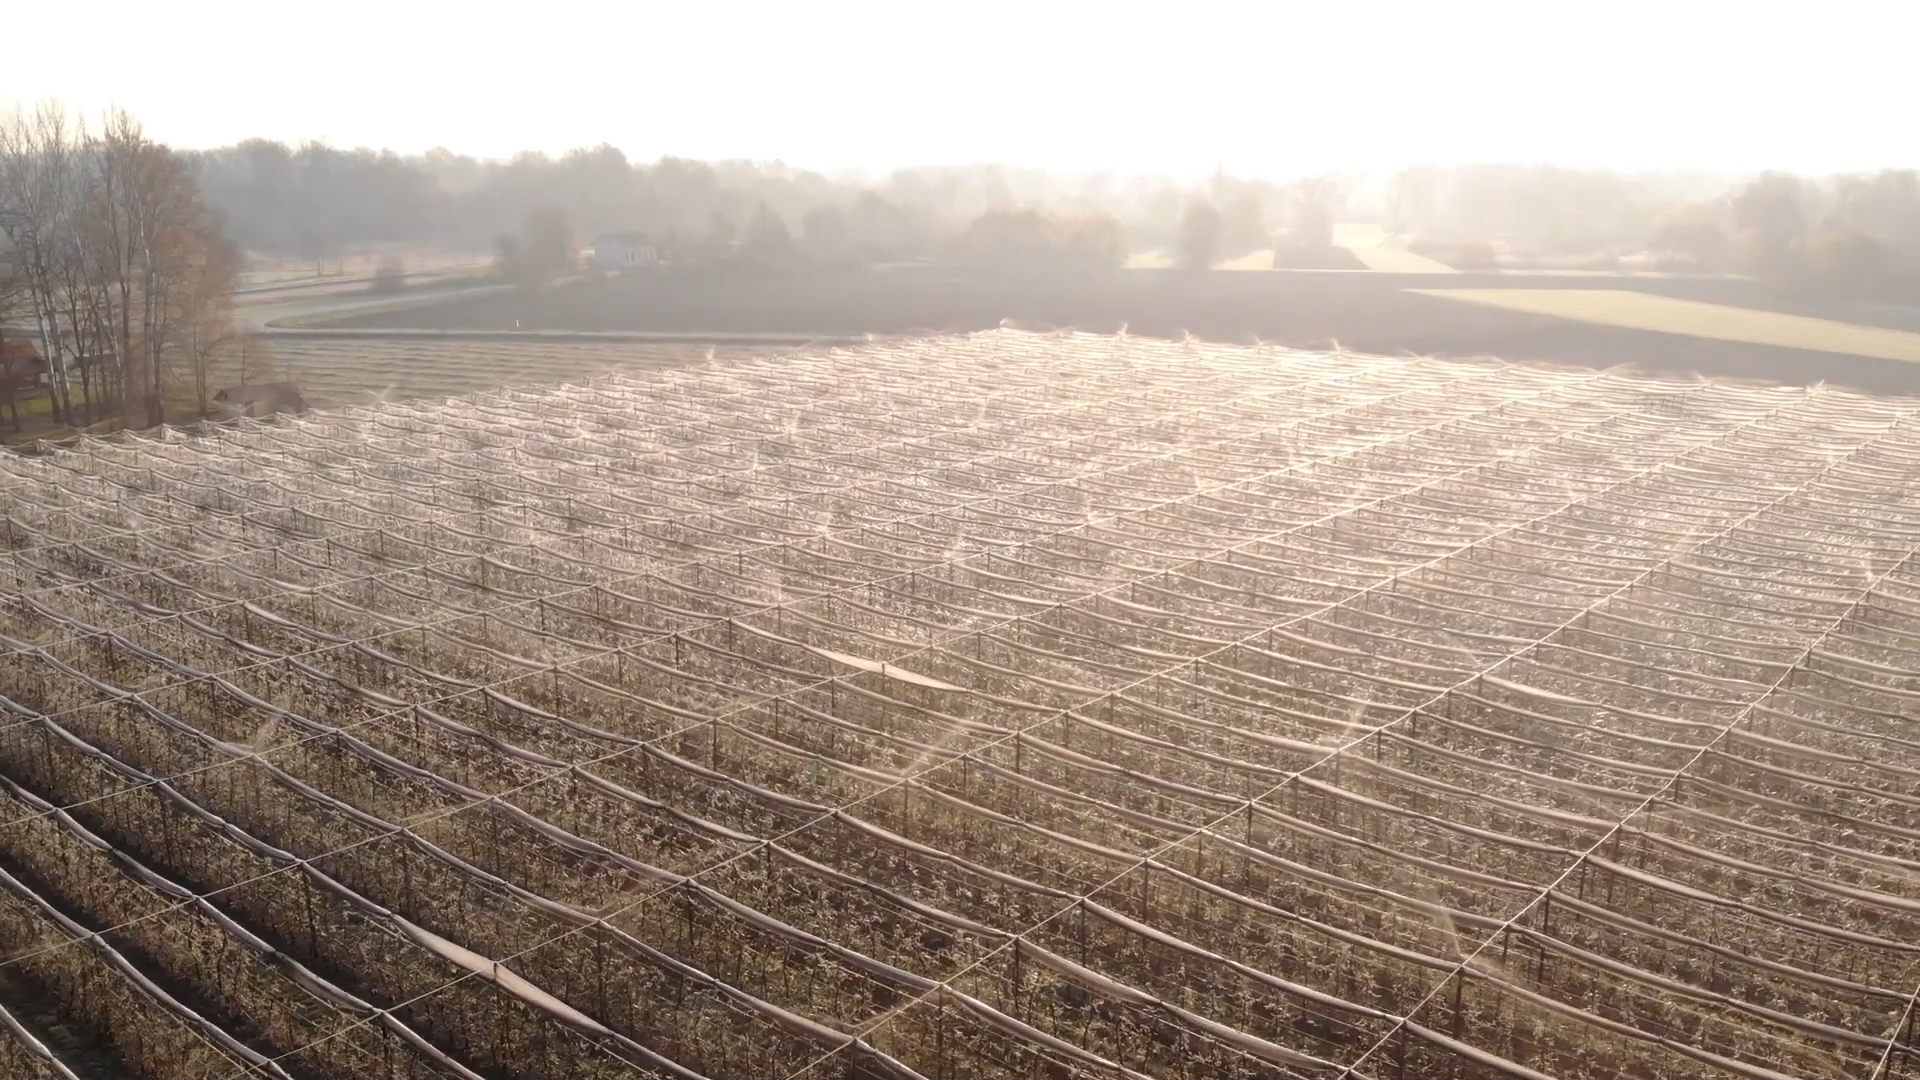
[314, 267, 1920, 392]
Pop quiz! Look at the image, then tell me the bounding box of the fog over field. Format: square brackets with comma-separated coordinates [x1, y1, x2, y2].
[4, 8, 1920, 1080]
[4, 2, 1919, 438]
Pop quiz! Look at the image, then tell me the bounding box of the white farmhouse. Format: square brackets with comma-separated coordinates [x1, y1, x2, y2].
[591, 232, 665, 271]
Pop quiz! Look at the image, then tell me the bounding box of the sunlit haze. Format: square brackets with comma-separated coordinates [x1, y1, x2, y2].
[8, 5, 1920, 1080]
[5, 0, 1914, 176]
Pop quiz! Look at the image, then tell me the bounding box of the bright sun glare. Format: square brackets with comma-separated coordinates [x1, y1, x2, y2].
[4, 0, 1915, 176]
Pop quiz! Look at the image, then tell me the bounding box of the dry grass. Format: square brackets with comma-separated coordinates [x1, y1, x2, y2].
[1336, 224, 1458, 273]
[1417, 288, 1920, 362]
[1348, 246, 1459, 273]
[237, 252, 485, 289]
[1216, 249, 1277, 271]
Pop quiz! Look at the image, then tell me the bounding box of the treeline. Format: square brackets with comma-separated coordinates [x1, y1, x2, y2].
[190, 141, 1145, 267]
[1653, 171, 1920, 290]
[1384, 164, 1703, 257]
[1383, 163, 1920, 288]
[186, 141, 1361, 272]
[194, 138, 1920, 293]
[0, 105, 240, 431]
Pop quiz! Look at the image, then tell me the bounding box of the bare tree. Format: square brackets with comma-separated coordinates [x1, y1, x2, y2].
[705, 211, 737, 255]
[1289, 177, 1341, 251]
[1177, 200, 1221, 270]
[963, 208, 1125, 268]
[92, 109, 230, 427]
[740, 202, 795, 262]
[1648, 204, 1731, 268]
[1832, 169, 1920, 281]
[1, 103, 239, 434]
[0, 103, 85, 427]
[1209, 172, 1270, 259]
[963, 208, 1053, 263]
[520, 205, 576, 281]
[170, 227, 241, 417]
[235, 332, 279, 388]
[49, 223, 114, 425]
[1730, 172, 1812, 280]
[91, 109, 149, 427]
[801, 204, 850, 263]
[1060, 213, 1126, 267]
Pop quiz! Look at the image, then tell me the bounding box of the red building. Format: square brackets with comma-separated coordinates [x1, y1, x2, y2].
[1, 337, 48, 388]
[1, 336, 51, 429]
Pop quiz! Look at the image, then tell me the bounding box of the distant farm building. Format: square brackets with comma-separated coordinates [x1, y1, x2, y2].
[0, 336, 49, 392]
[212, 381, 310, 420]
[591, 232, 666, 271]
[1, 334, 51, 430]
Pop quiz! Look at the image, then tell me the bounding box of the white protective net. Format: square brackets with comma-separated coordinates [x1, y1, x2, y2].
[0, 329, 1917, 1080]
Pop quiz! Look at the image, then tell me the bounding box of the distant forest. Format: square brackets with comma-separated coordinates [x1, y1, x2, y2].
[189, 142, 1167, 268]
[189, 140, 1920, 292]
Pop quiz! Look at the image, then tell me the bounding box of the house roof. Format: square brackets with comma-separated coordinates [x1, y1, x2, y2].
[0, 338, 46, 374]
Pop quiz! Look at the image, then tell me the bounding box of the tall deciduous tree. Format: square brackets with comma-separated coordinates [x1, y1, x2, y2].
[1177, 200, 1221, 270]
[520, 205, 577, 279]
[1648, 204, 1730, 268]
[705, 210, 737, 254]
[93, 109, 232, 427]
[1, 103, 239, 432]
[1060, 213, 1126, 267]
[801, 203, 850, 262]
[0, 103, 84, 427]
[741, 202, 795, 260]
[1833, 169, 1920, 271]
[172, 226, 242, 418]
[1730, 172, 1811, 279]
[1290, 177, 1341, 251]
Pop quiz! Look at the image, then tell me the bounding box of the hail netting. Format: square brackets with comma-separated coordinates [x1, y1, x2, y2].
[0, 329, 1916, 1080]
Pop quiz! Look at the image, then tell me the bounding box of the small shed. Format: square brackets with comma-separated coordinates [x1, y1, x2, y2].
[0, 336, 48, 391]
[0, 334, 51, 431]
[591, 232, 666, 271]
[213, 381, 310, 420]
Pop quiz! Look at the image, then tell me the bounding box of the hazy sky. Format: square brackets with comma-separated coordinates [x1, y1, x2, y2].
[5, 1, 1913, 177]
